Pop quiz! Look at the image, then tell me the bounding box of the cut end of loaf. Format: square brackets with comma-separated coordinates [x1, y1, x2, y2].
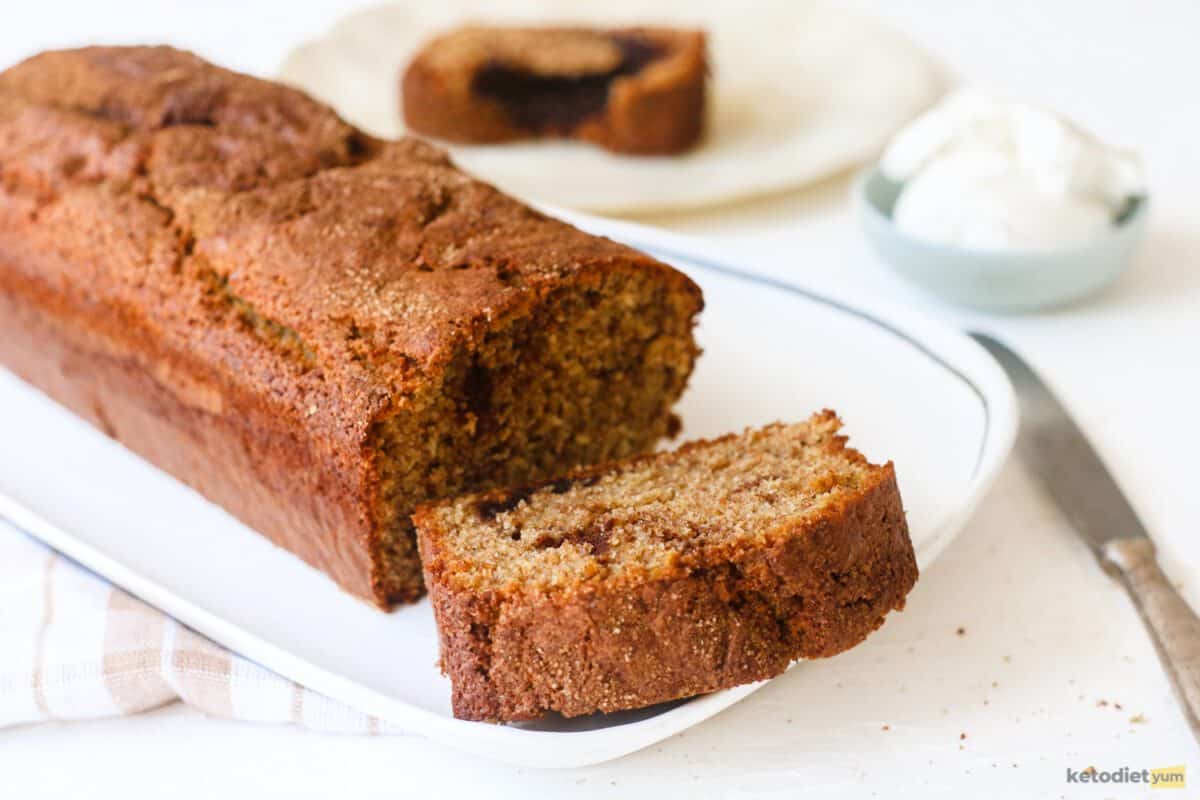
[370, 265, 702, 606]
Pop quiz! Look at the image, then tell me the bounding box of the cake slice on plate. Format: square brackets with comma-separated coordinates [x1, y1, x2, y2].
[402, 26, 707, 155]
[415, 411, 918, 722]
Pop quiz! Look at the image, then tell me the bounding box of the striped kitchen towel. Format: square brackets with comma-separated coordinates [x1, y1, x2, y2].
[0, 517, 403, 733]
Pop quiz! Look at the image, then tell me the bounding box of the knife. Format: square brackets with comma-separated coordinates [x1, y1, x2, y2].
[971, 332, 1200, 740]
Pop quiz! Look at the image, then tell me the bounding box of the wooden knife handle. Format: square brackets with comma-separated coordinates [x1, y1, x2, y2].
[1103, 537, 1200, 739]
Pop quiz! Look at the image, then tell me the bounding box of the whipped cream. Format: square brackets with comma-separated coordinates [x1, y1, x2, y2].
[879, 90, 1144, 250]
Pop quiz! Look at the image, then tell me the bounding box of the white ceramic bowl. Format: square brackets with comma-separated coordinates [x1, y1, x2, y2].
[856, 166, 1149, 313]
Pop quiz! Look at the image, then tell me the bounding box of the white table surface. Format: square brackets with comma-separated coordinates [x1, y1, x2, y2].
[3, 1, 1198, 797]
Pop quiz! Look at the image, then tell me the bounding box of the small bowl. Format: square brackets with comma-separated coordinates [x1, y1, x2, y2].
[855, 166, 1149, 313]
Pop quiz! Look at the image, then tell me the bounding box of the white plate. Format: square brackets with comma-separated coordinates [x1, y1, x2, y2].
[0, 214, 1015, 768]
[277, 0, 947, 213]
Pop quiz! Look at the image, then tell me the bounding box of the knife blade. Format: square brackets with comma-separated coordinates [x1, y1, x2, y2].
[970, 331, 1200, 741]
[971, 332, 1147, 551]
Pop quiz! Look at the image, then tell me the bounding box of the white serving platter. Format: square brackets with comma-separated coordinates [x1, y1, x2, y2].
[0, 215, 1016, 768]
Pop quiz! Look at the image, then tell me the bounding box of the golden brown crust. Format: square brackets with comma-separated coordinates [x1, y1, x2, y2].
[0, 46, 702, 607]
[401, 26, 707, 155]
[415, 419, 919, 721]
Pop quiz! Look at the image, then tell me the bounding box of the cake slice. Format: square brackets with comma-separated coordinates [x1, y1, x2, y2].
[401, 26, 707, 155]
[414, 411, 918, 722]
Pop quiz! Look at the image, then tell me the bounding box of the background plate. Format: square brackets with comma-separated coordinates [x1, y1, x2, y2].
[278, 0, 947, 213]
[0, 215, 1014, 767]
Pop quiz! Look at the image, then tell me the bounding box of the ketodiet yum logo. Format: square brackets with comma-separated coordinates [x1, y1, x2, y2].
[1065, 764, 1186, 789]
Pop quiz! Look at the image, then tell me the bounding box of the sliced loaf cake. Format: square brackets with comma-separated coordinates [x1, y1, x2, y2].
[0, 46, 703, 608]
[414, 411, 918, 721]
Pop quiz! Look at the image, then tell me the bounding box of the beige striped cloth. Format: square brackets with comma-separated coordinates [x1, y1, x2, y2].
[0, 517, 403, 733]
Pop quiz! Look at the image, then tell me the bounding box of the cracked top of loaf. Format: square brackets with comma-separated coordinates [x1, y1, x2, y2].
[0, 46, 702, 448]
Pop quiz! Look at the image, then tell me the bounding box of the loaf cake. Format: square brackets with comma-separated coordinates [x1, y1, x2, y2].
[414, 411, 918, 721]
[401, 26, 707, 155]
[0, 46, 703, 608]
